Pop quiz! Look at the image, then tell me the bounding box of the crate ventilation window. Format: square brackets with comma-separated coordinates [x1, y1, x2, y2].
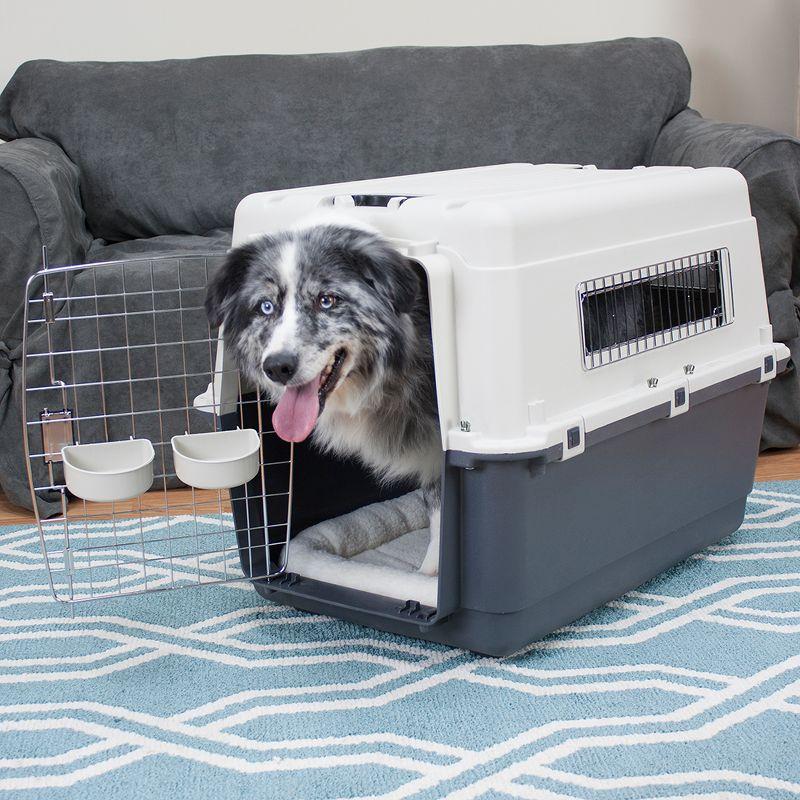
[579, 249, 733, 369]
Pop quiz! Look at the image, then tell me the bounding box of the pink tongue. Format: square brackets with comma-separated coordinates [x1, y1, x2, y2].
[272, 379, 320, 442]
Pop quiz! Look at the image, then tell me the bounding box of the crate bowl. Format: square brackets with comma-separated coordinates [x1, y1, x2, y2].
[61, 439, 155, 503]
[171, 428, 261, 490]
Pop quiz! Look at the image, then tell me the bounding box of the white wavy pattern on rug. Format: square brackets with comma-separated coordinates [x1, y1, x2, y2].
[0, 482, 798, 799]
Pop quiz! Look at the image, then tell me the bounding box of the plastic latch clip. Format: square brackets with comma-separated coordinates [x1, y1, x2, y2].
[760, 351, 779, 382]
[566, 427, 581, 449]
[669, 377, 690, 417]
[559, 417, 585, 460]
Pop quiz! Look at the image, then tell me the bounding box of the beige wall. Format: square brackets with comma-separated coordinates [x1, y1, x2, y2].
[2, 0, 799, 134]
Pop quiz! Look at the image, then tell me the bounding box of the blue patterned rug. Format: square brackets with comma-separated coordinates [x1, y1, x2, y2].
[1, 482, 799, 799]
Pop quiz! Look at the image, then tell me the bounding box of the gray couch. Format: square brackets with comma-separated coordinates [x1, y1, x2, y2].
[2, 37, 800, 514]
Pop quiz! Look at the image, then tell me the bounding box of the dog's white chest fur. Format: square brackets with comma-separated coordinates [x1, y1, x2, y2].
[313, 400, 440, 487]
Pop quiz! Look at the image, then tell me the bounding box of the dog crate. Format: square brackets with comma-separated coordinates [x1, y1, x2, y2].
[22, 163, 788, 656]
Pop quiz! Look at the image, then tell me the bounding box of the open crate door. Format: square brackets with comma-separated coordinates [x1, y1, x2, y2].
[22, 245, 456, 622]
[22, 254, 292, 603]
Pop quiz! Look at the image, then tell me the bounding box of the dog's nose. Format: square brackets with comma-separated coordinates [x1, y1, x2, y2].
[263, 352, 298, 385]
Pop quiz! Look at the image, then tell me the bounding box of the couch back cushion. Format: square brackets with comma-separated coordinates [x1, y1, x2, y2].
[0, 39, 690, 242]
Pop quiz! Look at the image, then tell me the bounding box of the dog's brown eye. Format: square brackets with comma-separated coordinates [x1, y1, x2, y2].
[317, 294, 337, 311]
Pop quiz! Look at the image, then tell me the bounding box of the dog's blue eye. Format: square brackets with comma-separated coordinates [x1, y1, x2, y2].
[260, 300, 275, 316]
[318, 294, 337, 311]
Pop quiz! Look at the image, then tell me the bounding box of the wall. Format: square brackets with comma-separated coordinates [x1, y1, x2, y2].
[1, 0, 799, 134]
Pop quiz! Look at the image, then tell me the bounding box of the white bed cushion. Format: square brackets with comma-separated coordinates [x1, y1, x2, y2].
[284, 490, 437, 607]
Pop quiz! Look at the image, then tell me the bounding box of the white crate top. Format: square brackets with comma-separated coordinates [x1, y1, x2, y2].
[232, 163, 752, 267]
[229, 163, 785, 457]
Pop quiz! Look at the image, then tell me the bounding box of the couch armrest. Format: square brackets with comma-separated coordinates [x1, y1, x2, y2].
[652, 109, 800, 331]
[652, 108, 800, 447]
[0, 138, 92, 345]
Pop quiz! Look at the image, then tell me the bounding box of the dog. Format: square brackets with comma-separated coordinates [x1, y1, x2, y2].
[205, 216, 443, 575]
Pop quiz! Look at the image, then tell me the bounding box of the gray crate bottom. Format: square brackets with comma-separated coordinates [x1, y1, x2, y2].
[254, 497, 744, 656]
[240, 382, 767, 657]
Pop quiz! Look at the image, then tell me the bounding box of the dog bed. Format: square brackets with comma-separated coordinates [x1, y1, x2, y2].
[284, 490, 437, 607]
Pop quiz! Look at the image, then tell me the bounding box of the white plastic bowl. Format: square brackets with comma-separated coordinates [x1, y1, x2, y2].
[62, 439, 155, 503]
[171, 428, 261, 490]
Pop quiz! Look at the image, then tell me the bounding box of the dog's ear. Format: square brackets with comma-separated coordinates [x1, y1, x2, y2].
[205, 241, 260, 327]
[349, 233, 419, 315]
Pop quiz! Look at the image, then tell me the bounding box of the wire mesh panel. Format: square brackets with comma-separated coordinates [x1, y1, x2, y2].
[578, 249, 734, 370]
[21, 254, 292, 602]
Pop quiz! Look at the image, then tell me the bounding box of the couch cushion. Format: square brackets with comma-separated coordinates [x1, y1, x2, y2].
[87, 228, 231, 263]
[0, 39, 690, 243]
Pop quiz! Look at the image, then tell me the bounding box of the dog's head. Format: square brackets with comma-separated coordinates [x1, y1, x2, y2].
[206, 222, 421, 443]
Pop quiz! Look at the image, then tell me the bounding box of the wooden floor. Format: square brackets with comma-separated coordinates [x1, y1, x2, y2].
[752, 447, 800, 482]
[0, 487, 230, 525]
[1, 449, 800, 526]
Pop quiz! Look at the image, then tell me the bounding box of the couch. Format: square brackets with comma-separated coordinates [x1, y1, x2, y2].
[1, 37, 799, 514]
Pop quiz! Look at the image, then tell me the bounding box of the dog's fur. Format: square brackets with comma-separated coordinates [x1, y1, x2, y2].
[205, 219, 443, 575]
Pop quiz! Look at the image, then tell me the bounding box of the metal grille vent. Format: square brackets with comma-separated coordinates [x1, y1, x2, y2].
[578, 249, 733, 370]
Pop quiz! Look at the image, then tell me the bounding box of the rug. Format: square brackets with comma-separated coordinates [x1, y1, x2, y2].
[0, 482, 798, 799]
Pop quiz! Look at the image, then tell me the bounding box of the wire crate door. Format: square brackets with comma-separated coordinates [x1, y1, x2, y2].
[21, 254, 292, 603]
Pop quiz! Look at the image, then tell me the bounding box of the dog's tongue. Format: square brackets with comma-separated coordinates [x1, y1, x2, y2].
[272, 379, 320, 442]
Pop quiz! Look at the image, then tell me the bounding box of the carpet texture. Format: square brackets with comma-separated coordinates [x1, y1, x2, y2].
[0, 481, 798, 798]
